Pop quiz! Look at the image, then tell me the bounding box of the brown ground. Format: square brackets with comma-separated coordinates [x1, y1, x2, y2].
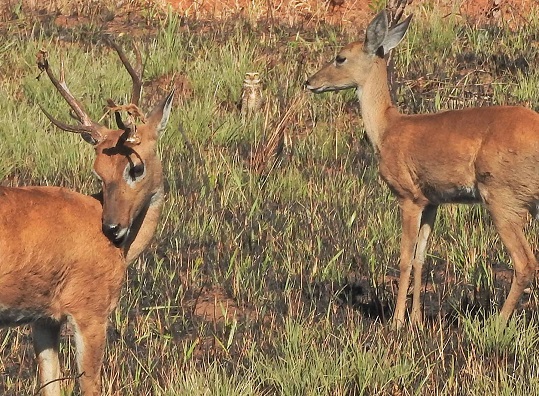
[0, 1, 536, 30]
[165, 0, 535, 28]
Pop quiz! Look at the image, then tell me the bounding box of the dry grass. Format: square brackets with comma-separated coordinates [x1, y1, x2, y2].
[1, 1, 539, 395]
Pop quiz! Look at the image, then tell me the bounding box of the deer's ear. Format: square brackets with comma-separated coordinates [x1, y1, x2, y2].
[381, 14, 412, 55]
[364, 10, 389, 55]
[146, 90, 175, 138]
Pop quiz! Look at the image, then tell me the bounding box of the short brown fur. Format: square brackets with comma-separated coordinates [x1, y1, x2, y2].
[306, 10, 539, 328]
[0, 43, 174, 395]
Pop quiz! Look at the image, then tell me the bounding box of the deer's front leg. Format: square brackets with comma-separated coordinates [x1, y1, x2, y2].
[32, 320, 62, 396]
[71, 315, 107, 396]
[393, 200, 424, 329]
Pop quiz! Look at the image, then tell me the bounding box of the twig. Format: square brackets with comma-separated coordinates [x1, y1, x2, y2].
[33, 372, 84, 395]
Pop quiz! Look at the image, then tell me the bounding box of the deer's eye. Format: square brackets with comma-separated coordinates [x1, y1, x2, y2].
[335, 55, 346, 65]
[123, 162, 146, 187]
[129, 163, 145, 180]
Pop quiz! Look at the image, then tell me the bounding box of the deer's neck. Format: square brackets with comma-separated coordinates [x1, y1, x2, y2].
[123, 186, 164, 265]
[358, 57, 399, 152]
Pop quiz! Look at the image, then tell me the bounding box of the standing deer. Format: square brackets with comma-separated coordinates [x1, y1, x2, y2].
[306, 10, 539, 328]
[0, 41, 173, 395]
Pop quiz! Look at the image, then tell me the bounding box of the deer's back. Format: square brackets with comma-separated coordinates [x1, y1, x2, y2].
[379, 106, 539, 205]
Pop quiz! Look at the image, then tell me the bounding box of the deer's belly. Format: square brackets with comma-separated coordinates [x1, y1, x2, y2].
[0, 306, 50, 326]
[421, 184, 482, 205]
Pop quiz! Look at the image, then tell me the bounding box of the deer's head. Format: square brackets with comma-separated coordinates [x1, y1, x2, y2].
[305, 10, 411, 95]
[37, 41, 173, 247]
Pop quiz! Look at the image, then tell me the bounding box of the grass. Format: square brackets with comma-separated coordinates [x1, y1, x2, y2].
[2, 1, 539, 395]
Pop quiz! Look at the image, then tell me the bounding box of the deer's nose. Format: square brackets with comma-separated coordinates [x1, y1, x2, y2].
[102, 223, 128, 247]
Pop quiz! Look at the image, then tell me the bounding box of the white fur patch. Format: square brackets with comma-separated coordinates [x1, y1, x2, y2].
[69, 317, 85, 374]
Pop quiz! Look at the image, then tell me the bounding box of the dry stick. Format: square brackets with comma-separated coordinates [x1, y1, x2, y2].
[250, 99, 273, 174]
[33, 372, 84, 395]
[506, 2, 532, 26]
[254, 94, 306, 182]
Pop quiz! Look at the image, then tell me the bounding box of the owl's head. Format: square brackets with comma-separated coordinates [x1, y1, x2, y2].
[244, 72, 261, 85]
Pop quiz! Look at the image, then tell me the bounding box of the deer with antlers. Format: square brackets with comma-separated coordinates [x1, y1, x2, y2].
[0, 40, 173, 395]
[306, 10, 539, 328]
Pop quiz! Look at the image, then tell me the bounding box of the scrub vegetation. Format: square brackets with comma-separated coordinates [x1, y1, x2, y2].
[1, 1, 539, 394]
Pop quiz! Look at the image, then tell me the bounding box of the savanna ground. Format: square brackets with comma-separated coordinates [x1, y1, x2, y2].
[1, 0, 539, 394]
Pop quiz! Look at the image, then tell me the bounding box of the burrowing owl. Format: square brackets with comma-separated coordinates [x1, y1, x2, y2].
[240, 72, 263, 117]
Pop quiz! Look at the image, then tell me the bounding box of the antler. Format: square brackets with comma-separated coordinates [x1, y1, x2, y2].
[104, 38, 145, 144]
[37, 50, 104, 144]
[387, 0, 409, 25]
[106, 38, 143, 107]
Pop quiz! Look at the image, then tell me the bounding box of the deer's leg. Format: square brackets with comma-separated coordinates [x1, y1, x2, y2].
[488, 204, 537, 323]
[70, 315, 107, 396]
[410, 204, 438, 325]
[393, 200, 424, 329]
[32, 320, 62, 396]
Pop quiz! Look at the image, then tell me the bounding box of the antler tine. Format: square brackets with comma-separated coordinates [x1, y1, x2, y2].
[106, 98, 126, 130]
[106, 38, 143, 107]
[37, 50, 103, 143]
[39, 105, 98, 144]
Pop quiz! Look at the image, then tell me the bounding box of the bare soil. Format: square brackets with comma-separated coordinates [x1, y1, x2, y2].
[1, 1, 536, 32]
[165, 0, 535, 28]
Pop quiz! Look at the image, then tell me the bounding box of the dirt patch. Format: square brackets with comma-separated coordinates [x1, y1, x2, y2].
[1, 1, 536, 31]
[459, 0, 534, 26]
[191, 285, 243, 323]
[143, 72, 193, 108]
[165, 0, 536, 28]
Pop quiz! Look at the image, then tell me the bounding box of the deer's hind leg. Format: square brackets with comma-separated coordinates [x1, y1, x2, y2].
[486, 201, 537, 322]
[32, 319, 62, 396]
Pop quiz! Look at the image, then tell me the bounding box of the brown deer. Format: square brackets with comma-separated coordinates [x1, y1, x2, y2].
[0, 40, 173, 395]
[306, 10, 539, 328]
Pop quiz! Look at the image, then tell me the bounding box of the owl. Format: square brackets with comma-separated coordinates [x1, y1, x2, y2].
[240, 72, 263, 117]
